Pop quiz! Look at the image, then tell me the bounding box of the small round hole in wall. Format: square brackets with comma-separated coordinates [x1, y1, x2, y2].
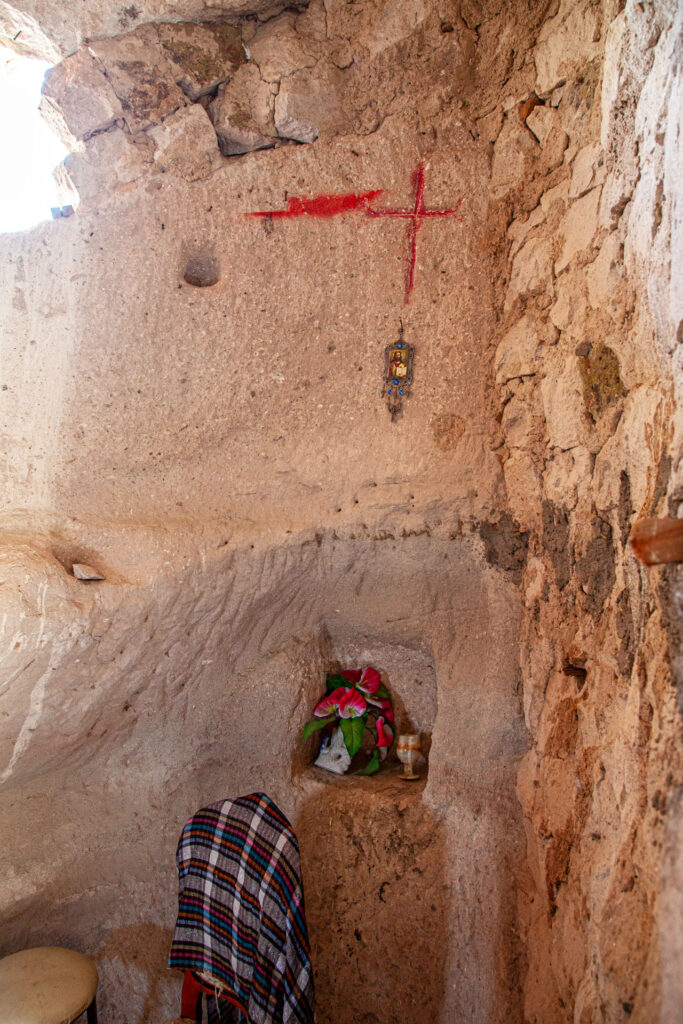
[183, 247, 220, 288]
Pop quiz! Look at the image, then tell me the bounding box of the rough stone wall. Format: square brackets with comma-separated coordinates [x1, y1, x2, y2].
[0, 1, 681, 1023]
[478, 1, 683, 1021]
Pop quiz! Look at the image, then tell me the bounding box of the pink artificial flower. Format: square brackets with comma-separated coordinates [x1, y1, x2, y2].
[313, 686, 350, 717]
[340, 669, 362, 684]
[357, 667, 382, 696]
[337, 689, 367, 718]
[366, 695, 395, 724]
[376, 716, 394, 748]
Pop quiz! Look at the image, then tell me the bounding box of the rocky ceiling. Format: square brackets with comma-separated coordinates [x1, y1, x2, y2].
[0, 0, 286, 61]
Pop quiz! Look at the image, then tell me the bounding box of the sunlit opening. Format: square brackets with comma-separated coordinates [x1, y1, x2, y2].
[0, 47, 71, 234]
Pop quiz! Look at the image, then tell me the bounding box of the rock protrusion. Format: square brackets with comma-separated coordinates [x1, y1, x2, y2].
[87, 25, 187, 131]
[157, 21, 246, 101]
[148, 105, 222, 181]
[40, 49, 123, 148]
[248, 11, 316, 84]
[72, 563, 105, 581]
[208, 65, 277, 156]
[275, 64, 347, 144]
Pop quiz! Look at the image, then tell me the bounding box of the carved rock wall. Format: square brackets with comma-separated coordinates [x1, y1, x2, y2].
[0, 528, 525, 1024]
[0, 1, 681, 1023]
[1, 10, 530, 1021]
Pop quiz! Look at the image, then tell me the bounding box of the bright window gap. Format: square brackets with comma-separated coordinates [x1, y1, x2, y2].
[0, 46, 71, 234]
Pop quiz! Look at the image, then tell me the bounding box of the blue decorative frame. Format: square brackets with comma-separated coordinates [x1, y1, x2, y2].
[383, 325, 414, 420]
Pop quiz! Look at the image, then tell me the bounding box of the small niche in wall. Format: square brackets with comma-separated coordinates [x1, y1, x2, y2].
[182, 244, 220, 287]
[303, 641, 436, 783]
[51, 541, 107, 582]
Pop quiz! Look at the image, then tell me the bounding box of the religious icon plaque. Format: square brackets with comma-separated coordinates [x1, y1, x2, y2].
[383, 328, 414, 420]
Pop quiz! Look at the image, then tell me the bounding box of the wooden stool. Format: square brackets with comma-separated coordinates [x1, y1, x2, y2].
[0, 947, 98, 1024]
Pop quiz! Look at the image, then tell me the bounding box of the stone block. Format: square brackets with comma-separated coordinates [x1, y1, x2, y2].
[600, 11, 627, 152]
[504, 449, 542, 532]
[540, 179, 569, 216]
[495, 314, 544, 384]
[275, 64, 347, 144]
[477, 107, 504, 145]
[526, 105, 558, 146]
[64, 127, 153, 205]
[555, 187, 601, 274]
[149, 105, 221, 182]
[209, 64, 277, 156]
[52, 162, 80, 209]
[543, 446, 591, 511]
[158, 22, 246, 101]
[540, 355, 587, 451]
[549, 85, 565, 107]
[249, 12, 316, 84]
[569, 143, 602, 199]
[585, 232, 623, 312]
[295, 1, 328, 44]
[501, 387, 536, 449]
[592, 386, 665, 512]
[490, 115, 537, 200]
[508, 206, 545, 258]
[359, 0, 427, 57]
[549, 283, 587, 335]
[505, 237, 554, 309]
[597, 156, 639, 230]
[88, 25, 186, 131]
[329, 40, 354, 70]
[72, 563, 104, 581]
[40, 48, 123, 147]
[323, 0, 426, 57]
[539, 124, 570, 174]
[534, 0, 602, 95]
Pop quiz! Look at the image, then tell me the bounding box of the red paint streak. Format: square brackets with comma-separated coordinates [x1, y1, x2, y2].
[248, 190, 383, 218]
[246, 165, 463, 303]
[365, 163, 463, 303]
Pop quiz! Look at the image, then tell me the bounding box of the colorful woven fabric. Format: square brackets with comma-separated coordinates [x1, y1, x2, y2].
[169, 792, 314, 1024]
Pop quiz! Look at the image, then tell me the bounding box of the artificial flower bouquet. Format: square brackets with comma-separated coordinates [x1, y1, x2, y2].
[302, 667, 395, 775]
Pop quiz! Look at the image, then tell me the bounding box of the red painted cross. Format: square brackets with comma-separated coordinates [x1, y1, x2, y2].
[365, 163, 463, 303]
[247, 162, 463, 304]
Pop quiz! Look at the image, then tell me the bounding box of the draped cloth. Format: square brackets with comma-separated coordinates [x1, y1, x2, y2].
[169, 792, 314, 1024]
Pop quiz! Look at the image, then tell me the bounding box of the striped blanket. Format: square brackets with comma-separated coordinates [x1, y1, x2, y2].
[169, 793, 314, 1024]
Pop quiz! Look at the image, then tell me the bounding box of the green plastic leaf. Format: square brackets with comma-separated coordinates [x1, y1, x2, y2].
[375, 683, 390, 699]
[340, 716, 365, 757]
[356, 750, 380, 776]
[302, 716, 335, 741]
[325, 674, 347, 694]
